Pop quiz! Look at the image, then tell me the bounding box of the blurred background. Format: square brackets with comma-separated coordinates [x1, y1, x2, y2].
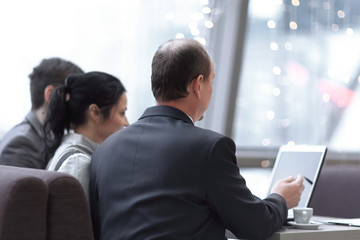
[1, 0, 360, 196]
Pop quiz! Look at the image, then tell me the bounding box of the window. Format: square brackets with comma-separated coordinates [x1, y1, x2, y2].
[0, 0, 214, 137]
[232, 0, 360, 153]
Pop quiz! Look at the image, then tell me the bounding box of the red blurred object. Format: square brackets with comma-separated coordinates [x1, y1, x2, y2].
[319, 79, 355, 107]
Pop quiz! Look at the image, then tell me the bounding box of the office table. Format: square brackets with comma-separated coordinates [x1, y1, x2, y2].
[227, 216, 360, 240]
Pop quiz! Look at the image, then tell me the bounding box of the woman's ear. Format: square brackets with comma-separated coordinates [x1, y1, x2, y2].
[88, 104, 102, 123]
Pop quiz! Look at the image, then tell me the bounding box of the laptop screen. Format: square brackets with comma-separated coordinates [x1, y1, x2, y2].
[267, 145, 327, 211]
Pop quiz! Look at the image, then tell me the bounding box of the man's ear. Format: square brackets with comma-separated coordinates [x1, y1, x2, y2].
[192, 74, 204, 98]
[88, 104, 102, 123]
[44, 85, 54, 103]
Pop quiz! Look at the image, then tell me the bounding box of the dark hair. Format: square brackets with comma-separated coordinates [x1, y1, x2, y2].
[29, 57, 84, 110]
[151, 38, 211, 102]
[43, 71, 126, 159]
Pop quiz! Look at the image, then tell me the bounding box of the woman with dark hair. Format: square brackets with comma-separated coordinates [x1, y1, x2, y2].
[44, 71, 128, 199]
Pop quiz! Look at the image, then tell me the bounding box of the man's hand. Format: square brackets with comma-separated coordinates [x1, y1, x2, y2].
[271, 174, 304, 209]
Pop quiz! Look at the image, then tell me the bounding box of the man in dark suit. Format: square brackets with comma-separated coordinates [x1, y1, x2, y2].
[90, 39, 304, 240]
[0, 58, 83, 169]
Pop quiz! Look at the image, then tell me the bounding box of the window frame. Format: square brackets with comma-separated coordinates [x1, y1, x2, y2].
[201, 0, 359, 166]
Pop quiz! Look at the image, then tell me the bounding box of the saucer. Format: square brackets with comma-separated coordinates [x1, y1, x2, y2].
[288, 221, 322, 230]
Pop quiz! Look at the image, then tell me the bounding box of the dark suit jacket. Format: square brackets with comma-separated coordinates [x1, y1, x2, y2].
[90, 106, 287, 240]
[0, 111, 47, 169]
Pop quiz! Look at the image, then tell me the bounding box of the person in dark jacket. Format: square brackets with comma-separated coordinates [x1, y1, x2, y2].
[0, 57, 83, 169]
[90, 38, 304, 240]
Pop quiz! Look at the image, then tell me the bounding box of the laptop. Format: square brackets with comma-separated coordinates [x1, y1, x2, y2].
[266, 145, 327, 219]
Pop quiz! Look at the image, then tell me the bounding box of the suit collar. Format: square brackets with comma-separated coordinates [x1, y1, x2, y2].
[139, 106, 194, 125]
[25, 110, 44, 137]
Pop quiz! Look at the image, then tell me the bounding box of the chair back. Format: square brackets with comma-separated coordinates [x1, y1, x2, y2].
[0, 166, 48, 240]
[309, 165, 360, 218]
[0, 165, 93, 240]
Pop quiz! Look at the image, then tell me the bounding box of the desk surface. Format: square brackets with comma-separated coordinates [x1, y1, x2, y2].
[228, 216, 360, 240]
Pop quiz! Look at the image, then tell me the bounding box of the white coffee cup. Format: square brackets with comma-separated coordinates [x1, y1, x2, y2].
[293, 207, 313, 224]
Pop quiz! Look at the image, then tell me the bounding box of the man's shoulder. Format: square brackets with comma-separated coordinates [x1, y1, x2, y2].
[0, 119, 44, 166]
[186, 124, 228, 142]
[0, 120, 40, 146]
[0, 121, 44, 155]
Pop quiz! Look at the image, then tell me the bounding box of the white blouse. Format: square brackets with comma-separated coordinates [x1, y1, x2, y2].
[46, 132, 98, 200]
